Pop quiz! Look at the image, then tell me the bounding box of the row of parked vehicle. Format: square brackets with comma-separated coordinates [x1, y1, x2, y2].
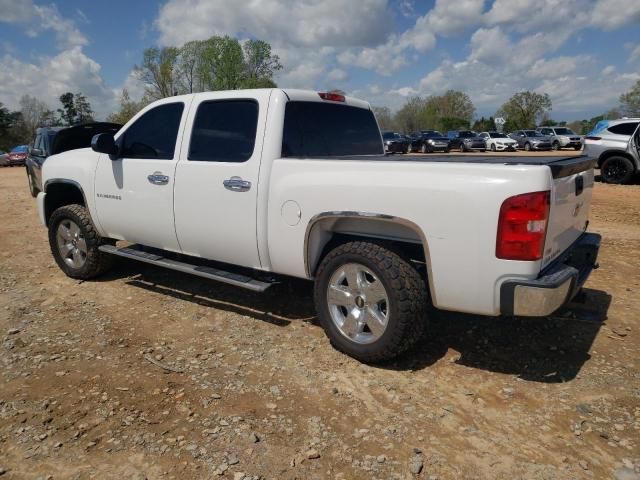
[382, 127, 584, 154]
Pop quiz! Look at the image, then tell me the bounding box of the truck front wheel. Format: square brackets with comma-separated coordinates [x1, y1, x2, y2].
[314, 241, 427, 363]
[48, 204, 113, 280]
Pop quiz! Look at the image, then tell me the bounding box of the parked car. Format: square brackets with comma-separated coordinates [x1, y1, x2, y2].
[382, 131, 409, 153]
[448, 130, 486, 152]
[7, 145, 29, 166]
[479, 131, 517, 152]
[536, 126, 582, 150]
[584, 118, 640, 184]
[37, 88, 600, 363]
[410, 131, 450, 153]
[26, 123, 122, 197]
[509, 130, 552, 151]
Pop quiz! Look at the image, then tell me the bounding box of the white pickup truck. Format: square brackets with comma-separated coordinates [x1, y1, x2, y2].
[37, 89, 601, 362]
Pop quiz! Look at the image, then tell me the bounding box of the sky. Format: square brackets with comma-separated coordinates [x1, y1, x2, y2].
[0, 0, 639, 121]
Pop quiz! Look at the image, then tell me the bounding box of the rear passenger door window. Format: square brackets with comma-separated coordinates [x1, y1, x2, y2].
[608, 122, 639, 136]
[188, 100, 258, 163]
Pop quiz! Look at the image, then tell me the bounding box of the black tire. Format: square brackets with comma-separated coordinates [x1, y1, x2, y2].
[490, 143, 497, 152]
[420, 144, 427, 154]
[574, 145, 582, 151]
[48, 204, 113, 279]
[552, 141, 560, 151]
[444, 148, 450, 153]
[26, 168, 39, 198]
[314, 241, 427, 363]
[524, 142, 531, 151]
[601, 156, 635, 185]
[460, 143, 467, 152]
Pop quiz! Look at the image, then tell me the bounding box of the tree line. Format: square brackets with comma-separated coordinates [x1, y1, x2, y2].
[373, 80, 640, 135]
[108, 36, 282, 124]
[0, 92, 94, 151]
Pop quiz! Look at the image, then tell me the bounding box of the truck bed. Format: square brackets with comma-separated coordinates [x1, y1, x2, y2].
[331, 154, 595, 178]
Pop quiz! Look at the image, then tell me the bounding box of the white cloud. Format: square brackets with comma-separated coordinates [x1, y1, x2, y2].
[469, 27, 511, 64]
[327, 68, 348, 82]
[422, 0, 486, 36]
[0, 47, 116, 118]
[590, 0, 640, 29]
[0, 0, 87, 49]
[628, 44, 640, 64]
[601, 65, 616, 75]
[528, 55, 592, 79]
[156, 0, 392, 48]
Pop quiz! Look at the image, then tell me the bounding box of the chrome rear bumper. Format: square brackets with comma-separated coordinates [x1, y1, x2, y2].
[500, 233, 601, 316]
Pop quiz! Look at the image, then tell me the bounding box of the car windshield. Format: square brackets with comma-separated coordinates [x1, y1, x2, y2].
[524, 130, 543, 137]
[459, 131, 475, 138]
[423, 132, 444, 138]
[554, 128, 576, 135]
[489, 132, 507, 138]
[382, 132, 397, 139]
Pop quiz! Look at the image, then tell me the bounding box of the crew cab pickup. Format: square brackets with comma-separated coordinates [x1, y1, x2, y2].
[37, 89, 601, 363]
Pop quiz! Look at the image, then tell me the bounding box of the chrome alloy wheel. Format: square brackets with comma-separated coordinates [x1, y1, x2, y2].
[326, 263, 389, 344]
[56, 219, 87, 269]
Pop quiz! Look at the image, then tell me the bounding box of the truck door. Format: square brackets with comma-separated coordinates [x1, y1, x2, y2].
[173, 91, 271, 269]
[94, 100, 189, 252]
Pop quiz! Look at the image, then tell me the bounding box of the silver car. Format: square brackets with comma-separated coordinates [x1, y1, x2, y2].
[536, 126, 583, 150]
[509, 130, 552, 151]
[584, 118, 640, 184]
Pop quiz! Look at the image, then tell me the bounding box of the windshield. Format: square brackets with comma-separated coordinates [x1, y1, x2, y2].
[524, 130, 543, 137]
[489, 132, 508, 138]
[459, 131, 475, 138]
[11, 145, 28, 153]
[554, 128, 576, 135]
[423, 131, 444, 138]
[382, 132, 396, 139]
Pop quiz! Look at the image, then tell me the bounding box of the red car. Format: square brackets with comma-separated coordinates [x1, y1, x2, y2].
[8, 145, 29, 166]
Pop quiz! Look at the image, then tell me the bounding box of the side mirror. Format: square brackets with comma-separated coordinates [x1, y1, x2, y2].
[30, 148, 44, 157]
[91, 133, 118, 156]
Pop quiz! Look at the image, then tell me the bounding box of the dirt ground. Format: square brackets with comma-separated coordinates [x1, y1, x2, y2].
[0, 155, 639, 480]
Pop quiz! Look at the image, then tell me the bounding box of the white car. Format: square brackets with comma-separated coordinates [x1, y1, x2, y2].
[479, 131, 518, 151]
[36, 89, 601, 363]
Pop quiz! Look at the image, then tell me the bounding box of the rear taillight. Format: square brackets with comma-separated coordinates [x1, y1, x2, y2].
[496, 191, 550, 261]
[584, 136, 601, 141]
[318, 92, 345, 102]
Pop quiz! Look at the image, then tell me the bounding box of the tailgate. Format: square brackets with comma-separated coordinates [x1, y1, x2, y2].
[542, 157, 596, 269]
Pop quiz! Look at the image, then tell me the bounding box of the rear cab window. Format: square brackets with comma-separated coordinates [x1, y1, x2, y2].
[282, 102, 383, 157]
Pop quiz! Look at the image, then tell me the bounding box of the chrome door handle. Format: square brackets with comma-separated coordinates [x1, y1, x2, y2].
[148, 172, 169, 185]
[223, 176, 251, 192]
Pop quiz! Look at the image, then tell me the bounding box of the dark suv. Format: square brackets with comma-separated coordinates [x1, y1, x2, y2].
[448, 130, 486, 152]
[26, 123, 121, 197]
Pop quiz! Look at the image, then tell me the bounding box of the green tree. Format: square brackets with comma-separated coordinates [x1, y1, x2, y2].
[107, 89, 147, 125]
[497, 91, 552, 129]
[135, 47, 180, 100]
[242, 39, 282, 88]
[74, 93, 94, 124]
[57, 92, 77, 126]
[19, 94, 55, 139]
[619, 79, 640, 117]
[471, 116, 496, 132]
[372, 106, 396, 131]
[394, 96, 426, 133]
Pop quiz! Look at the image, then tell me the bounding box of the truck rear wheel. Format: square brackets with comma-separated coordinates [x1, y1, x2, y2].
[314, 241, 427, 363]
[48, 204, 113, 279]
